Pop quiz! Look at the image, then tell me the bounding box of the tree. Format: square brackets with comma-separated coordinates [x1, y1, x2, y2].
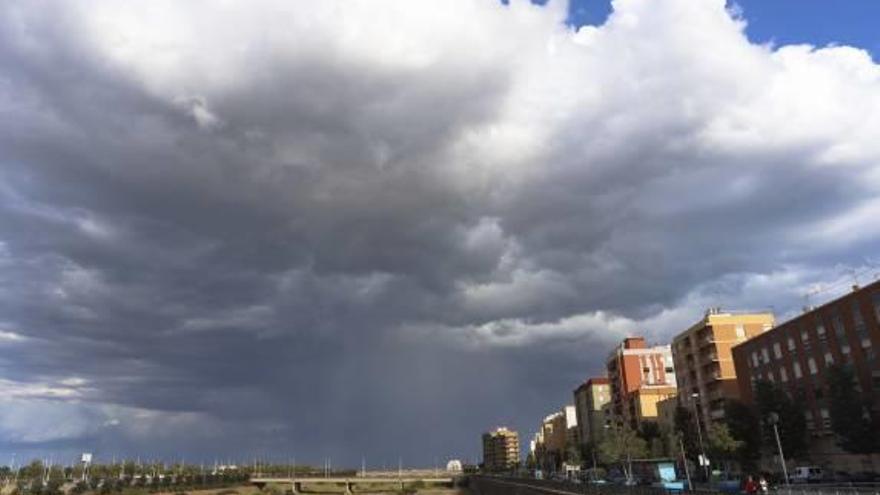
[754, 380, 808, 460]
[44, 478, 63, 495]
[723, 399, 762, 471]
[827, 364, 880, 454]
[707, 423, 743, 473]
[674, 406, 701, 465]
[19, 461, 44, 482]
[565, 444, 582, 467]
[597, 425, 648, 481]
[30, 479, 44, 495]
[638, 421, 667, 457]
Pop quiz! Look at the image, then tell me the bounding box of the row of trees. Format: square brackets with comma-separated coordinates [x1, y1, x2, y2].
[1, 461, 252, 495]
[1, 459, 362, 495]
[541, 364, 880, 477]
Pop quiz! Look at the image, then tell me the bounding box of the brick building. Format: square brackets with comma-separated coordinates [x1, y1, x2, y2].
[732, 279, 880, 471]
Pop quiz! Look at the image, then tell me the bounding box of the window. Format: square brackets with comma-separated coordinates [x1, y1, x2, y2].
[780, 367, 788, 382]
[808, 358, 818, 375]
[831, 309, 846, 338]
[816, 320, 827, 341]
[762, 347, 770, 364]
[873, 292, 880, 324]
[820, 408, 831, 428]
[801, 329, 812, 350]
[793, 362, 803, 379]
[842, 344, 851, 354]
[824, 352, 834, 365]
[773, 343, 782, 359]
[665, 366, 674, 373]
[805, 410, 815, 430]
[853, 303, 866, 333]
[751, 351, 760, 368]
[788, 337, 796, 351]
[862, 338, 873, 349]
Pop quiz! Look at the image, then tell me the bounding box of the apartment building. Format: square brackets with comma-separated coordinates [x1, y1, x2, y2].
[672, 309, 775, 430]
[482, 427, 520, 471]
[732, 279, 880, 471]
[535, 406, 578, 471]
[606, 337, 677, 429]
[573, 377, 611, 447]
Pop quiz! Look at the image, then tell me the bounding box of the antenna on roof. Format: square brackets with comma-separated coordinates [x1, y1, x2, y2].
[803, 287, 820, 313]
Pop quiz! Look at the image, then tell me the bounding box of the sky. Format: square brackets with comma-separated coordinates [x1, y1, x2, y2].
[1, 0, 880, 468]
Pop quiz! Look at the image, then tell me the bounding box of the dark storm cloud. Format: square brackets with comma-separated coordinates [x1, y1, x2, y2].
[1, 0, 880, 465]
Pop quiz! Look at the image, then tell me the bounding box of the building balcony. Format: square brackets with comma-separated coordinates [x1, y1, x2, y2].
[698, 336, 716, 349]
[701, 361, 721, 376]
[709, 408, 726, 420]
[707, 389, 725, 402]
[701, 368, 722, 380]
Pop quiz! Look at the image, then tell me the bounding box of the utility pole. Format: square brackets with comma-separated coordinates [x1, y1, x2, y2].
[768, 413, 789, 486]
[679, 436, 692, 491]
[591, 448, 598, 482]
[690, 393, 709, 481]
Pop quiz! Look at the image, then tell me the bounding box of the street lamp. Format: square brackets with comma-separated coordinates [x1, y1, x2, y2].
[767, 413, 789, 487]
[604, 422, 632, 484]
[677, 434, 693, 492]
[690, 393, 709, 481]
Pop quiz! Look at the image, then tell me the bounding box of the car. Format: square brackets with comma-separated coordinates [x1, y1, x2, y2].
[790, 466, 825, 484]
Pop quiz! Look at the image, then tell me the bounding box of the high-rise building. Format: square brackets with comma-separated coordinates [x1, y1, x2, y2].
[534, 406, 578, 471]
[732, 280, 880, 472]
[672, 309, 775, 430]
[482, 427, 520, 471]
[573, 377, 611, 448]
[606, 337, 677, 429]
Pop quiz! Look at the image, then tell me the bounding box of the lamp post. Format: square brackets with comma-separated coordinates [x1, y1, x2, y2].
[690, 393, 709, 481]
[768, 413, 789, 487]
[678, 434, 693, 492]
[605, 422, 632, 483]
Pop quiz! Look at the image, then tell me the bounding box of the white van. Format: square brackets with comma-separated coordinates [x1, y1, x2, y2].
[790, 466, 824, 484]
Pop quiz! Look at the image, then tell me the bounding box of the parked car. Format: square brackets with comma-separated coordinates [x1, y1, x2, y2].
[790, 466, 825, 484]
